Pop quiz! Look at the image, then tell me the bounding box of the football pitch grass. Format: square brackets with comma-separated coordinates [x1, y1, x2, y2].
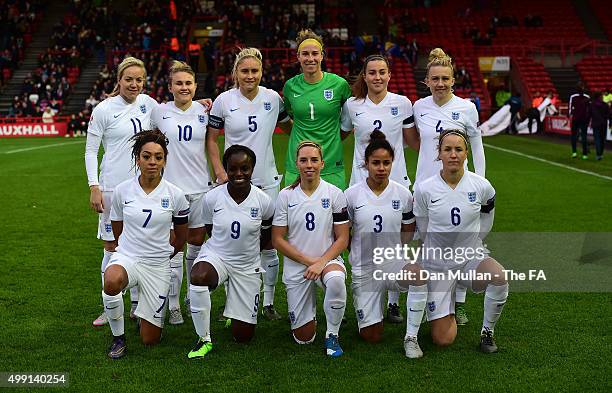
[0, 134, 611, 392]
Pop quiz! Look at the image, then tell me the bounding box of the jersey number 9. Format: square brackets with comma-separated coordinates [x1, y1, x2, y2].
[231, 221, 241, 239]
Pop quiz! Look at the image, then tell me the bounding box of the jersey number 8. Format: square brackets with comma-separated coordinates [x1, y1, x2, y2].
[305, 212, 315, 231]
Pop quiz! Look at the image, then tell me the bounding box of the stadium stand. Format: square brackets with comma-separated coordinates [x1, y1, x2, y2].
[575, 56, 612, 93]
[513, 57, 558, 103]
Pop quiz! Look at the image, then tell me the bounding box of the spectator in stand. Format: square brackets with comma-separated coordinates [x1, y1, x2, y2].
[590, 91, 610, 161]
[505, 92, 522, 134]
[569, 83, 591, 159]
[469, 91, 481, 114]
[456, 66, 472, 90]
[68, 113, 79, 137]
[527, 91, 543, 133]
[407, 38, 418, 66]
[41, 106, 55, 123]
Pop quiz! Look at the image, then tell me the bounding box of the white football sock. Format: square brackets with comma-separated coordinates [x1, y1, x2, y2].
[185, 244, 201, 301]
[169, 251, 184, 310]
[261, 249, 279, 306]
[388, 290, 400, 305]
[102, 291, 124, 336]
[190, 284, 211, 341]
[323, 270, 346, 337]
[405, 284, 428, 338]
[482, 283, 508, 334]
[456, 284, 467, 303]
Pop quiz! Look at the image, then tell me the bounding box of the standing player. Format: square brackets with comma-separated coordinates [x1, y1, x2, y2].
[188, 145, 274, 359]
[341, 54, 418, 324]
[413, 129, 507, 353]
[282, 29, 352, 190]
[272, 141, 350, 357]
[345, 131, 427, 358]
[151, 61, 213, 324]
[103, 129, 189, 359]
[85, 57, 158, 326]
[207, 48, 292, 319]
[407, 48, 486, 325]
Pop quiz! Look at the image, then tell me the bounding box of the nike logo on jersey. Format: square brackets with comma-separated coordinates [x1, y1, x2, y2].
[162, 116, 171, 119]
[355, 204, 366, 210]
[113, 114, 121, 118]
[267, 264, 279, 268]
[124, 200, 135, 205]
[213, 208, 223, 213]
[105, 306, 118, 310]
[288, 203, 298, 208]
[409, 308, 423, 312]
[430, 198, 441, 204]
[355, 112, 365, 117]
[230, 108, 239, 112]
[154, 314, 162, 319]
[293, 93, 302, 98]
[420, 113, 428, 117]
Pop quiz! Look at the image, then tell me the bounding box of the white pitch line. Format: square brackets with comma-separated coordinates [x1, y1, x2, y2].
[484, 143, 612, 181]
[3, 140, 84, 154]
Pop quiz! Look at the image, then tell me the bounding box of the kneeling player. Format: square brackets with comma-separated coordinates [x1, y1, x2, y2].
[188, 145, 274, 359]
[102, 130, 189, 359]
[272, 141, 350, 357]
[413, 129, 508, 353]
[345, 131, 427, 358]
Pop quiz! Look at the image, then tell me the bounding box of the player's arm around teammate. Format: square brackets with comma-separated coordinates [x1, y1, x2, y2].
[102, 130, 189, 359]
[187, 146, 274, 359]
[272, 141, 349, 357]
[85, 57, 159, 326]
[344, 131, 427, 358]
[413, 129, 507, 354]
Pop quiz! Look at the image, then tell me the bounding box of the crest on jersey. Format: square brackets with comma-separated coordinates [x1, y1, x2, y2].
[289, 311, 296, 324]
[161, 197, 170, 208]
[250, 207, 259, 218]
[468, 192, 476, 202]
[105, 224, 112, 233]
[427, 301, 436, 312]
[323, 89, 333, 101]
[391, 106, 398, 116]
[392, 200, 400, 210]
[357, 309, 364, 321]
[321, 198, 330, 209]
[140, 105, 147, 114]
[452, 112, 460, 120]
[263, 102, 271, 111]
[198, 114, 206, 123]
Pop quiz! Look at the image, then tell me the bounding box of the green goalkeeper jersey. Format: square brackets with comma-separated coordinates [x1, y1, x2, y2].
[283, 72, 351, 175]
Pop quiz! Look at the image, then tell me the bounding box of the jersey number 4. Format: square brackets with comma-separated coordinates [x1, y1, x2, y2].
[435, 120, 444, 133]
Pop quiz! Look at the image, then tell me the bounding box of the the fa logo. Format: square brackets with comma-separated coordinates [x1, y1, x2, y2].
[140, 105, 147, 114]
[323, 89, 333, 101]
[161, 198, 170, 208]
[357, 309, 364, 321]
[198, 114, 206, 123]
[263, 102, 271, 111]
[468, 192, 476, 202]
[427, 301, 436, 312]
[250, 207, 259, 218]
[391, 106, 398, 116]
[105, 224, 112, 233]
[392, 199, 400, 210]
[452, 112, 460, 120]
[321, 198, 330, 209]
[289, 311, 296, 324]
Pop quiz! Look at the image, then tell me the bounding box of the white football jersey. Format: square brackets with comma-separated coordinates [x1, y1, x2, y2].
[341, 92, 415, 187]
[208, 87, 289, 188]
[413, 171, 495, 264]
[345, 180, 415, 274]
[110, 177, 190, 264]
[87, 94, 158, 190]
[151, 101, 212, 194]
[273, 180, 349, 281]
[412, 95, 479, 185]
[201, 184, 274, 269]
